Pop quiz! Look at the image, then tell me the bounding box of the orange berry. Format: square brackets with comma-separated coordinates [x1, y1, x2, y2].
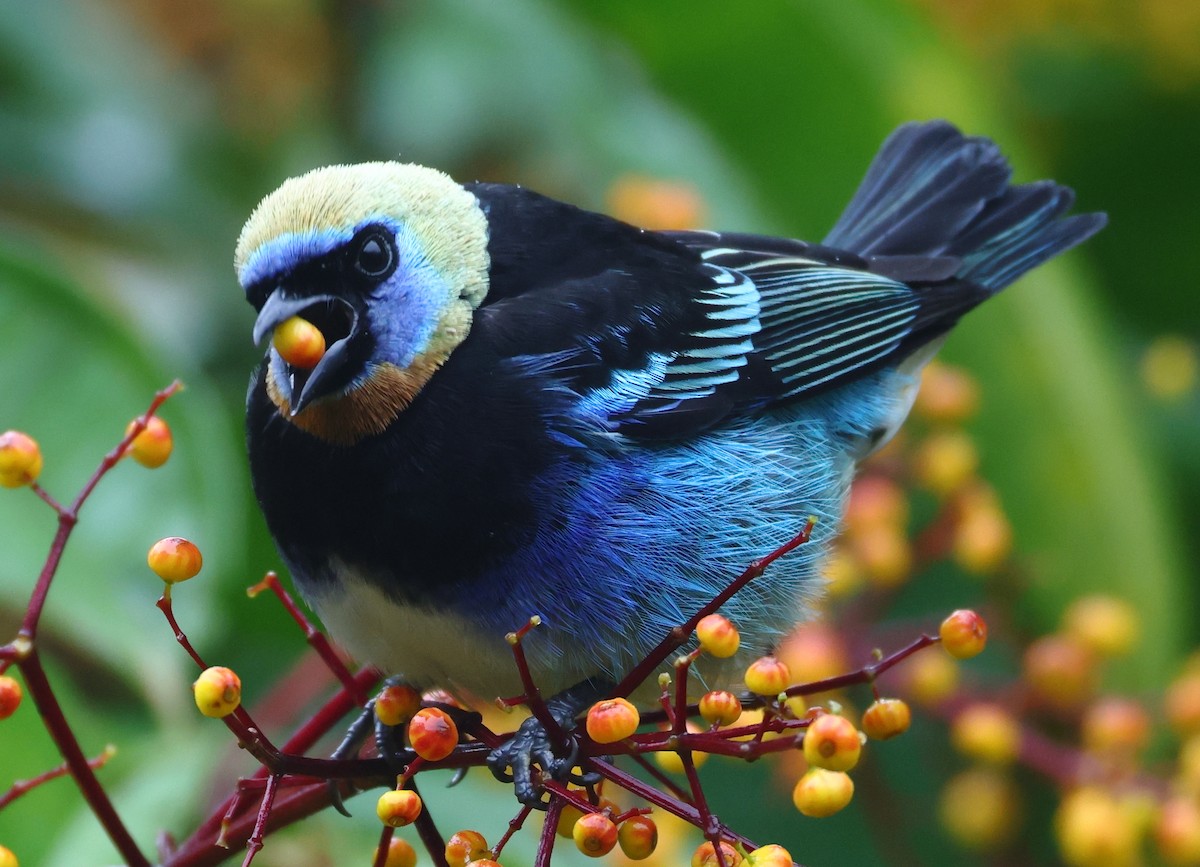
[699, 690, 743, 727]
[0, 845, 16, 867]
[147, 537, 203, 584]
[407, 707, 458, 761]
[617, 815, 658, 861]
[125, 416, 173, 468]
[905, 650, 959, 706]
[939, 609, 987, 660]
[696, 613, 740, 658]
[1055, 787, 1140, 867]
[0, 675, 22, 720]
[606, 175, 705, 231]
[939, 768, 1020, 850]
[466, 862, 502, 867]
[1024, 633, 1097, 710]
[746, 844, 792, 867]
[585, 697, 640, 744]
[861, 698, 911, 740]
[1156, 797, 1200, 865]
[193, 666, 241, 718]
[913, 430, 979, 497]
[1063, 595, 1139, 658]
[1167, 672, 1200, 736]
[273, 316, 326, 369]
[803, 713, 862, 772]
[1081, 696, 1151, 757]
[744, 656, 791, 697]
[777, 622, 849, 688]
[573, 812, 618, 858]
[914, 361, 980, 424]
[375, 684, 423, 727]
[950, 703, 1020, 764]
[850, 524, 911, 588]
[792, 767, 854, 818]
[445, 830, 490, 867]
[844, 474, 908, 535]
[0, 431, 42, 488]
[376, 837, 417, 867]
[691, 840, 743, 867]
[376, 789, 422, 827]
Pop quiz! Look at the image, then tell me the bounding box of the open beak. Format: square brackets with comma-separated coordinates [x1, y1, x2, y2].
[253, 288, 360, 414]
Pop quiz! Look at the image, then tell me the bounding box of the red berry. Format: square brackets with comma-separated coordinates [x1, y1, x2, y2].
[617, 815, 658, 860]
[573, 812, 618, 858]
[0, 675, 22, 720]
[939, 609, 987, 659]
[445, 830, 490, 867]
[375, 684, 422, 727]
[691, 840, 743, 867]
[407, 707, 459, 761]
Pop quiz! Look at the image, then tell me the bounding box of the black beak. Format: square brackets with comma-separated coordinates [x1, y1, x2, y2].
[253, 288, 361, 414]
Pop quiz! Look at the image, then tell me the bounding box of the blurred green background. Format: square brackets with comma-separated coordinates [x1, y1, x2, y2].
[1, 1, 1197, 865]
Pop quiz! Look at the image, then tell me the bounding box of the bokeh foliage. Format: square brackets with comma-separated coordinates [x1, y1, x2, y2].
[0, 1, 1196, 865]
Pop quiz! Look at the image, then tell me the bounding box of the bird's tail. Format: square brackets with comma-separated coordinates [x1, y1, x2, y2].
[822, 120, 1106, 291]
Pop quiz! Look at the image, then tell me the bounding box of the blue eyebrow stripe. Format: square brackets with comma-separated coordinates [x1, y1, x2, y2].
[238, 227, 353, 288]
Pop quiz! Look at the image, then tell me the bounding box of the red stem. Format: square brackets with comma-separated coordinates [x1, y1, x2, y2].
[0, 744, 114, 810]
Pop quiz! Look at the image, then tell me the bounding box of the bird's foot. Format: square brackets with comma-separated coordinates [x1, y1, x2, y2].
[487, 678, 611, 808]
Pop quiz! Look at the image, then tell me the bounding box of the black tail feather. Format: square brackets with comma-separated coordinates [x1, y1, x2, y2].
[824, 120, 1106, 292]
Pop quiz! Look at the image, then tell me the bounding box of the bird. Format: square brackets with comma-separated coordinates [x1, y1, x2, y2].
[237, 120, 1104, 800]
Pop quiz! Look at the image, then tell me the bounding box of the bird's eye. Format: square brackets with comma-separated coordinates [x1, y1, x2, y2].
[351, 228, 397, 279]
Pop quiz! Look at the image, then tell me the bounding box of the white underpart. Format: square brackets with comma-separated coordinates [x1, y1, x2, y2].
[857, 336, 947, 460]
[308, 559, 528, 700]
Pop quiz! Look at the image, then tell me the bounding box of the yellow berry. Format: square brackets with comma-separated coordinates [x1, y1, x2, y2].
[913, 429, 979, 497]
[0, 845, 17, 867]
[376, 837, 417, 867]
[654, 723, 708, 773]
[746, 844, 792, 867]
[952, 493, 1012, 574]
[407, 707, 458, 761]
[803, 713, 862, 772]
[0, 430, 42, 488]
[125, 416, 173, 468]
[147, 537, 203, 584]
[1141, 334, 1197, 401]
[617, 815, 658, 861]
[193, 666, 241, 718]
[466, 861, 502, 867]
[585, 697, 640, 744]
[905, 651, 959, 706]
[1055, 787, 1140, 867]
[691, 840, 742, 867]
[1167, 672, 1200, 737]
[375, 684, 423, 727]
[0, 675, 22, 720]
[573, 812, 618, 858]
[792, 767, 854, 818]
[744, 656, 791, 696]
[861, 698, 911, 740]
[844, 474, 908, 535]
[939, 768, 1021, 850]
[696, 613, 740, 658]
[822, 547, 864, 599]
[376, 790, 423, 827]
[950, 703, 1020, 764]
[1063, 595, 1139, 658]
[445, 830, 490, 867]
[1024, 634, 1097, 710]
[698, 690, 743, 727]
[273, 316, 326, 369]
[939, 609, 988, 660]
[777, 622, 849, 687]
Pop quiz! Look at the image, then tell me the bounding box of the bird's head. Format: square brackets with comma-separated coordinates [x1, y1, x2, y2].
[236, 162, 490, 444]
